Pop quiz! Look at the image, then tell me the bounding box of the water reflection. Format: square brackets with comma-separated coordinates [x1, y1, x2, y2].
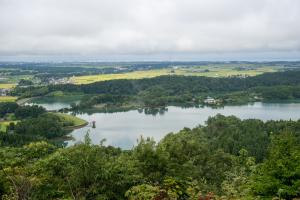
[66, 102, 300, 149]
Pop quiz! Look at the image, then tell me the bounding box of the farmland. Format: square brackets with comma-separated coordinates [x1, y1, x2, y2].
[0, 96, 17, 102]
[70, 66, 278, 84]
[0, 83, 16, 89]
[0, 121, 18, 132]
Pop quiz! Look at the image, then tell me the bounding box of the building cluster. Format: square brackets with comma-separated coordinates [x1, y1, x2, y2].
[203, 96, 221, 105]
[48, 78, 71, 85]
[0, 88, 11, 96]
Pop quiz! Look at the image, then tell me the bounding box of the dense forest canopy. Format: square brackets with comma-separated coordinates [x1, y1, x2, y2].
[1, 115, 300, 199]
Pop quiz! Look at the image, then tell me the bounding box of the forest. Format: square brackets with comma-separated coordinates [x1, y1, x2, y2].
[11, 70, 300, 111]
[1, 70, 300, 199]
[0, 102, 83, 146]
[1, 114, 300, 199]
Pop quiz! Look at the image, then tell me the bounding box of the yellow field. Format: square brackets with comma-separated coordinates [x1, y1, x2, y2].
[0, 96, 17, 102]
[0, 121, 18, 132]
[70, 69, 171, 84]
[0, 83, 16, 89]
[70, 67, 277, 84]
[181, 67, 277, 77]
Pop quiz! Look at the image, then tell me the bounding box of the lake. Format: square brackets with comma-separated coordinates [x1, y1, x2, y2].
[26, 96, 82, 111]
[26, 101, 71, 111]
[60, 102, 300, 149]
[30, 100, 300, 149]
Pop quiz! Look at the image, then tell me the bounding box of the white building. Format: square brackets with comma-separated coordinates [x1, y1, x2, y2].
[204, 96, 217, 104]
[0, 88, 11, 96]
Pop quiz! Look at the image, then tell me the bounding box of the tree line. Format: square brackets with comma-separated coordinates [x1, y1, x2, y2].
[12, 71, 300, 109]
[1, 115, 300, 199]
[0, 103, 69, 146]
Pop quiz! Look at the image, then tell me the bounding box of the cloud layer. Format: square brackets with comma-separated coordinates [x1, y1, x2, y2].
[0, 0, 300, 59]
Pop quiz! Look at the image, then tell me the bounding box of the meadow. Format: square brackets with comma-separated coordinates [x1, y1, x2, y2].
[0, 96, 17, 102]
[70, 66, 278, 84]
[0, 83, 16, 89]
[0, 121, 18, 132]
[51, 112, 88, 128]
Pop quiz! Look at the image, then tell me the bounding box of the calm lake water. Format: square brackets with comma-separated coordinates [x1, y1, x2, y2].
[26, 96, 81, 111]
[26, 101, 71, 111]
[59, 102, 300, 149]
[30, 100, 300, 149]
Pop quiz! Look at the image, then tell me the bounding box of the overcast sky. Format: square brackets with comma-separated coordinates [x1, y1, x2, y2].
[0, 0, 300, 61]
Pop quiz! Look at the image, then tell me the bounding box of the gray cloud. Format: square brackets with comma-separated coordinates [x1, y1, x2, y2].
[0, 0, 300, 60]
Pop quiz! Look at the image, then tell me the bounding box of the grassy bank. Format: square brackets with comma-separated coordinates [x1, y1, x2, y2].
[51, 112, 88, 129]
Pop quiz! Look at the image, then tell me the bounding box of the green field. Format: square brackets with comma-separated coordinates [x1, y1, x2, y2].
[70, 69, 172, 84]
[51, 112, 87, 128]
[0, 121, 18, 132]
[0, 83, 16, 89]
[0, 96, 17, 102]
[70, 66, 278, 84]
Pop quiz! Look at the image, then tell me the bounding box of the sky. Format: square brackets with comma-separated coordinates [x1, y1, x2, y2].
[0, 0, 300, 61]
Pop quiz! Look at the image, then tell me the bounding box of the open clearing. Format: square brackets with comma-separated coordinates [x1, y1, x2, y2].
[51, 112, 87, 128]
[70, 66, 278, 84]
[0, 121, 18, 132]
[0, 96, 17, 102]
[0, 83, 16, 89]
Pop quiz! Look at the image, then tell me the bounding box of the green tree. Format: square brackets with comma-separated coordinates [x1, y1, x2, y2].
[133, 137, 169, 183]
[250, 132, 300, 199]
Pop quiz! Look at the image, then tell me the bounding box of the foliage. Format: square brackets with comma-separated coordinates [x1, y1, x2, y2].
[13, 70, 300, 109]
[14, 105, 46, 119]
[250, 133, 300, 199]
[125, 184, 160, 200]
[1, 115, 300, 199]
[18, 79, 33, 86]
[14, 113, 64, 138]
[0, 102, 19, 118]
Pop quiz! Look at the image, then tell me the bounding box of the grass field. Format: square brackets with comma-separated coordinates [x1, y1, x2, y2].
[0, 121, 18, 132]
[0, 83, 16, 89]
[0, 96, 17, 102]
[70, 66, 278, 84]
[51, 112, 87, 128]
[70, 69, 173, 84]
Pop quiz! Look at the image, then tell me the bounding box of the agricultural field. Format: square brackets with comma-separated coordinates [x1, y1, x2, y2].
[0, 121, 18, 132]
[0, 83, 16, 89]
[70, 69, 173, 84]
[0, 96, 17, 102]
[70, 65, 279, 84]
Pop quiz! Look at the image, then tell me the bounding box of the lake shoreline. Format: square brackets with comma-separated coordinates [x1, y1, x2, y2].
[64, 102, 300, 149]
[64, 121, 89, 130]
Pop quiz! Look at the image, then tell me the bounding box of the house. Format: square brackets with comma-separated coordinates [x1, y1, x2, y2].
[204, 96, 217, 104]
[48, 78, 71, 85]
[0, 88, 11, 96]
